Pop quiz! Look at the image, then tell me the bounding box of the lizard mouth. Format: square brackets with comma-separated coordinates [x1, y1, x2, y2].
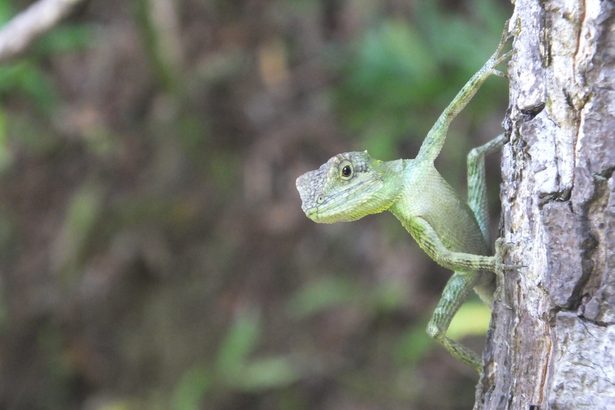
[303, 206, 318, 220]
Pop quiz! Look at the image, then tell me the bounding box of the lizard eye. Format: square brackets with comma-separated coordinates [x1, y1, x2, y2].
[340, 161, 353, 180]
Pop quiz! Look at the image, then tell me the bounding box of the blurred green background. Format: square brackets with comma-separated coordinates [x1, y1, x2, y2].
[0, 0, 510, 409]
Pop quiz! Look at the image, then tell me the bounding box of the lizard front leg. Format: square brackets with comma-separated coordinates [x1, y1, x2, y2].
[410, 218, 517, 275]
[415, 27, 511, 164]
[409, 217, 496, 272]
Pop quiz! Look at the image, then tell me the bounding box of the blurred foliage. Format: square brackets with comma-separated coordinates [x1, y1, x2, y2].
[0, 0, 510, 409]
[216, 310, 299, 391]
[0, 60, 56, 111]
[173, 309, 300, 410]
[395, 322, 433, 365]
[448, 301, 493, 340]
[0, 0, 93, 175]
[54, 182, 104, 284]
[336, 0, 507, 163]
[287, 276, 359, 319]
[287, 275, 407, 319]
[0, 108, 9, 171]
[0, 2, 92, 113]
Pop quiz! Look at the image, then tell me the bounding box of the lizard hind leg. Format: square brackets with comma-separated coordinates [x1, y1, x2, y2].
[426, 271, 482, 373]
[466, 133, 506, 245]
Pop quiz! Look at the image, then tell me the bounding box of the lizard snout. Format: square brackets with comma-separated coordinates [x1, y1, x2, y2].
[296, 169, 324, 217]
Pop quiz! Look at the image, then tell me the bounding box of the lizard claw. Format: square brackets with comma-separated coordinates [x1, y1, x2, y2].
[486, 25, 514, 72]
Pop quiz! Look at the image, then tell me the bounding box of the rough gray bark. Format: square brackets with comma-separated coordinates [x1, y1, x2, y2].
[474, 1, 615, 409]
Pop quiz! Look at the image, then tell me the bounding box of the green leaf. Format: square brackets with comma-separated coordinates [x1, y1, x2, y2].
[172, 365, 212, 410]
[286, 276, 358, 319]
[216, 309, 261, 376]
[0, 61, 57, 112]
[447, 301, 491, 340]
[233, 356, 300, 391]
[34, 25, 93, 54]
[368, 279, 406, 313]
[395, 324, 433, 364]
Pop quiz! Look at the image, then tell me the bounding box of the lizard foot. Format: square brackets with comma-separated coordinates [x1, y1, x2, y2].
[494, 238, 524, 277]
[486, 23, 514, 72]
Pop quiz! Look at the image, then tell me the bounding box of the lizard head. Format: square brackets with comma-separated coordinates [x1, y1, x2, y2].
[296, 151, 403, 223]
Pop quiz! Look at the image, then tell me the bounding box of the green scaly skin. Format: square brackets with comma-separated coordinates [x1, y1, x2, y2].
[296, 28, 512, 373]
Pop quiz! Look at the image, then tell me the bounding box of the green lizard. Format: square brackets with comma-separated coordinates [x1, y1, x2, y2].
[296, 29, 512, 373]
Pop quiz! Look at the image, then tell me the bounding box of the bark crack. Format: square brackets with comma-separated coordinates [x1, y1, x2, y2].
[578, 314, 615, 327]
[572, 0, 587, 76]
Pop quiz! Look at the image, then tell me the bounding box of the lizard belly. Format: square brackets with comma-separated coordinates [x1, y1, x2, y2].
[397, 164, 488, 255]
[390, 164, 495, 303]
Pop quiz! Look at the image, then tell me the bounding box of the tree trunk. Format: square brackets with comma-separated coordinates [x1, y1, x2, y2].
[475, 1, 615, 409]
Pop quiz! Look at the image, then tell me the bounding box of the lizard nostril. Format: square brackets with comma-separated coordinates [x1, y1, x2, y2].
[317, 195, 324, 204]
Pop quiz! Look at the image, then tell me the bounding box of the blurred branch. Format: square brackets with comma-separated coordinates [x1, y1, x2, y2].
[0, 0, 84, 63]
[136, 0, 183, 94]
